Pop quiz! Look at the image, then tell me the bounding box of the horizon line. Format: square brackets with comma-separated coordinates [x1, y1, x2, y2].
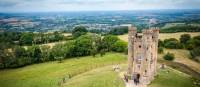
[1, 9, 200, 13]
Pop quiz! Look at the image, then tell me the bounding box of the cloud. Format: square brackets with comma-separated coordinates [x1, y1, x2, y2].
[0, 0, 200, 12]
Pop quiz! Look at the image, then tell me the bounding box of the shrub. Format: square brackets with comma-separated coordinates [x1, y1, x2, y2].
[180, 34, 191, 44]
[158, 47, 164, 54]
[163, 52, 175, 61]
[190, 47, 200, 61]
[158, 39, 164, 47]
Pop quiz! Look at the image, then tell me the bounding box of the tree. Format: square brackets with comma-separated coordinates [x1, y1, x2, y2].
[51, 43, 65, 60]
[33, 46, 42, 63]
[185, 39, 195, 50]
[112, 40, 127, 52]
[72, 26, 88, 38]
[109, 26, 128, 35]
[190, 47, 200, 62]
[163, 52, 175, 61]
[180, 34, 191, 44]
[102, 35, 119, 51]
[41, 45, 51, 62]
[27, 46, 42, 63]
[19, 33, 34, 45]
[73, 35, 93, 56]
[13, 46, 26, 58]
[164, 38, 182, 49]
[158, 39, 164, 47]
[193, 36, 200, 47]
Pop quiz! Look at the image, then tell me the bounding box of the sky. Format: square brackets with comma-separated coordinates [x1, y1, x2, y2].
[0, 0, 200, 12]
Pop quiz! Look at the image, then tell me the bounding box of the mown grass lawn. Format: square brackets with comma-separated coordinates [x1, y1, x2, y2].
[0, 53, 126, 87]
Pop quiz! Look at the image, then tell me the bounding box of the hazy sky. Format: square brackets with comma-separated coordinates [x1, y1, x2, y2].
[0, 0, 200, 12]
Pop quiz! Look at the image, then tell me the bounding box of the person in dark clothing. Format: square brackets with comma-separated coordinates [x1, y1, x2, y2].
[124, 74, 128, 82]
[136, 74, 140, 84]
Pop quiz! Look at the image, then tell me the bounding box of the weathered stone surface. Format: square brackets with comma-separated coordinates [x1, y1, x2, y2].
[126, 25, 159, 87]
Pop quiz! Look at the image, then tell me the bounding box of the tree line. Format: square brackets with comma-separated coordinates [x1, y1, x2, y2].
[160, 25, 200, 33]
[0, 26, 127, 69]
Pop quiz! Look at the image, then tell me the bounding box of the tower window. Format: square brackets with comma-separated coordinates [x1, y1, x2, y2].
[139, 45, 141, 48]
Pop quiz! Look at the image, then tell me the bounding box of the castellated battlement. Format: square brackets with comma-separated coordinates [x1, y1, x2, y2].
[127, 25, 159, 86]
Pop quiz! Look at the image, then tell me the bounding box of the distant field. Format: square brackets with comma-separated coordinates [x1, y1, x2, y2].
[118, 32, 200, 41]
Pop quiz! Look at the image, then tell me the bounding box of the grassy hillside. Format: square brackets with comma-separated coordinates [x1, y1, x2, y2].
[0, 52, 198, 87]
[0, 53, 126, 87]
[149, 67, 196, 87]
[64, 64, 196, 87]
[160, 49, 200, 73]
[64, 65, 125, 87]
[118, 32, 200, 41]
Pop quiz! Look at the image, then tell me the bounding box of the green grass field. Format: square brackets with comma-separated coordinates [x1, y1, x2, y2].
[64, 65, 125, 87]
[0, 52, 198, 87]
[149, 67, 196, 87]
[0, 53, 126, 87]
[64, 64, 196, 87]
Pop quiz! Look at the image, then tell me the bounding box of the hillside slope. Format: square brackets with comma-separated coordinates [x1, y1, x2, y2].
[0, 53, 126, 87]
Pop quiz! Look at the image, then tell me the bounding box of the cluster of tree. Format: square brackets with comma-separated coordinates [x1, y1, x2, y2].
[109, 26, 128, 35]
[159, 38, 183, 49]
[183, 35, 200, 61]
[160, 25, 200, 33]
[158, 34, 200, 62]
[0, 32, 22, 49]
[19, 32, 65, 45]
[0, 45, 52, 68]
[0, 31, 67, 47]
[72, 26, 88, 38]
[51, 34, 127, 59]
[0, 26, 127, 69]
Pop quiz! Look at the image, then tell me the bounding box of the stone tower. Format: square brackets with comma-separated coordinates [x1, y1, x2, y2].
[127, 25, 159, 86]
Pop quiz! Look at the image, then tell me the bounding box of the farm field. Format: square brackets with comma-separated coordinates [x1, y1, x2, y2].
[118, 32, 200, 41]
